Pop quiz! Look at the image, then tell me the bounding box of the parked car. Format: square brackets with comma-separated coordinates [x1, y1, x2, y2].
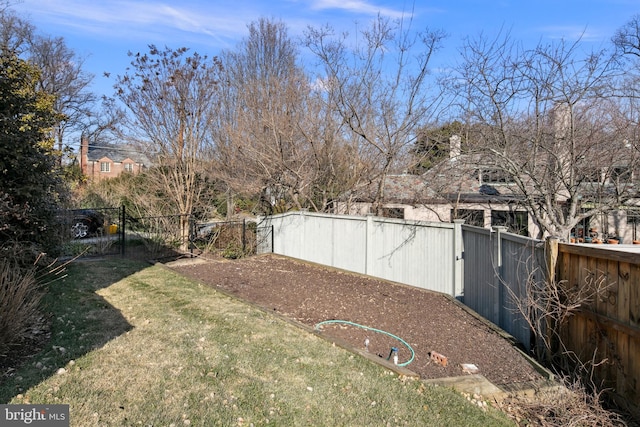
[70, 209, 105, 239]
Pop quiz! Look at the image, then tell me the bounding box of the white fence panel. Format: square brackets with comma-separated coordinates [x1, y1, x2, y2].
[330, 215, 368, 272]
[259, 212, 461, 296]
[259, 212, 368, 274]
[258, 211, 543, 351]
[298, 213, 368, 272]
[367, 217, 457, 295]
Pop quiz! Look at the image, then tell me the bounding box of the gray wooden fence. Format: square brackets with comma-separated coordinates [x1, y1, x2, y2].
[461, 226, 547, 350]
[257, 211, 539, 350]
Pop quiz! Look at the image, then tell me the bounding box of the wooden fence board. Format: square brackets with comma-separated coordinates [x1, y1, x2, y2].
[632, 265, 640, 329]
[605, 259, 618, 316]
[619, 263, 632, 326]
[631, 263, 640, 409]
[616, 262, 631, 398]
[570, 253, 579, 352]
[557, 244, 640, 411]
[607, 260, 620, 319]
[616, 331, 629, 401]
[578, 254, 590, 360]
[630, 336, 639, 403]
[594, 257, 605, 315]
[602, 322, 616, 392]
[604, 260, 619, 390]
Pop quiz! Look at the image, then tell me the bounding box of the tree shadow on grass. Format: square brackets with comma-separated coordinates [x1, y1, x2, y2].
[0, 256, 151, 403]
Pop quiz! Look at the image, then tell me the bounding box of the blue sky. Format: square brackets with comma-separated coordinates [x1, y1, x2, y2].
[10, 0, 640, 99]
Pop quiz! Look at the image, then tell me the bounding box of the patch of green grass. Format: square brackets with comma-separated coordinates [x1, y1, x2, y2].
[1, 259, 513, 426]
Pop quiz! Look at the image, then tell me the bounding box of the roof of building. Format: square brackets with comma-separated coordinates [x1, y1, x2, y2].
[346, 152, 524, 206]
[379, 172, 523, 205]
[87, 143, 151, 165]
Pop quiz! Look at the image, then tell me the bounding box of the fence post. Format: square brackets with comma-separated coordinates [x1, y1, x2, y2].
[189, 215, 195, 258]
[365, 214, 375, 276]
[544, 236, 559, 365]
[492, 226, 507, 326]
[120, 205, 125, 257]
[453, 219, 465, 298]
[242, 218, 246, 254]
[256, 216, 264, 254]
[545, 236, 559, 285]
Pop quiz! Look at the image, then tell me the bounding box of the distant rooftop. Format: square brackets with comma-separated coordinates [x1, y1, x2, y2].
[87, 143, 151, 165]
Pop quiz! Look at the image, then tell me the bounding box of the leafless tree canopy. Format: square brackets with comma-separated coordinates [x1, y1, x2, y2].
[0, 3, 32, 53]
[304, 15, 447, 214]
[613, 14, 640, 58]
[113, 46, 222, 246]
[214, 19, 310, 211]
[212, 18, 363, 214]
[0, 5, 96, 163]
[28, 35, 96, 157]
[446, 30, 640, 240]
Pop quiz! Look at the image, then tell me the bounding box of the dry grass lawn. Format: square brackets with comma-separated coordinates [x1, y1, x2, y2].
[1, 259, 512, 426]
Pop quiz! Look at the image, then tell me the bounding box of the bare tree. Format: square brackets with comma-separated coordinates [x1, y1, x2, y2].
[113, 45, 222, 249]
[303, 14, 446, 215]
[449, 30, 638, 240]
[0, 2, 32, 53]
[216, 19, 310, 212]
[613, 14, 640, 58]
[1, 5, 97, 168]
[298, 82, 370, 212]
[612, 15, 640, 134]
[28, 35, 96, 161]
[213, 18, 357, 215]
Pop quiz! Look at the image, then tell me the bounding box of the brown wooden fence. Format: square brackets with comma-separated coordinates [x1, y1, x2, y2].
[556, 243, 640, 414]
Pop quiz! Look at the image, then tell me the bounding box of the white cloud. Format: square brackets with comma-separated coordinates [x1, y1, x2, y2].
[537, 25, 604, 42]
[14, 0, 251, 45]
[309, 0, 410, 18]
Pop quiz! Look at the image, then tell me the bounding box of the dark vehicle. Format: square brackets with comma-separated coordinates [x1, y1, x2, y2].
[70, 209, 105, 239]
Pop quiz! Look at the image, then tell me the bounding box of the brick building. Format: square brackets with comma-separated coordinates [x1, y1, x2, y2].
[80, 137, 149, 181]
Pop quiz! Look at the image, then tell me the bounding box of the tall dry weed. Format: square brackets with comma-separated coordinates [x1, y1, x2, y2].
[0, 258, 43, 357]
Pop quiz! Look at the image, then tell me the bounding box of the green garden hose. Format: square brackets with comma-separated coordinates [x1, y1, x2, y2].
[314, 320, 415, 367]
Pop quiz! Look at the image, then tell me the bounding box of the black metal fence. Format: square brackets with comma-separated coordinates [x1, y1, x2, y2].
[58, 207, 124, 257]
[190, 218, 258, 258]
[59, 206, 262, 260]
[124, 212, 189, 260]
[256, 221, 273, 254]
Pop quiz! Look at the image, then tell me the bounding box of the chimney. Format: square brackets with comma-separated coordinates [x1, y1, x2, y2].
[80, 136, 89, 174]
[553, 102, 571, 140]
[449, 135, 461, 160]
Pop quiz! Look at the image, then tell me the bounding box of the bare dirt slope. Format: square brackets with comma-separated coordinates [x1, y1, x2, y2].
[170, 254, 545, 388]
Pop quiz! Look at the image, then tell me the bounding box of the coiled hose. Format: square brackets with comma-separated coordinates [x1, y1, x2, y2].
[314, 319, 415, 367]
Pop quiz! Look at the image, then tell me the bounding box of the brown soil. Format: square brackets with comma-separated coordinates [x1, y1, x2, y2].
[170, 254, 545, 389]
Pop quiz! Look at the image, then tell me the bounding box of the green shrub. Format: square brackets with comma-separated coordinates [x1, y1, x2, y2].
[221, 241, 244, 259]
